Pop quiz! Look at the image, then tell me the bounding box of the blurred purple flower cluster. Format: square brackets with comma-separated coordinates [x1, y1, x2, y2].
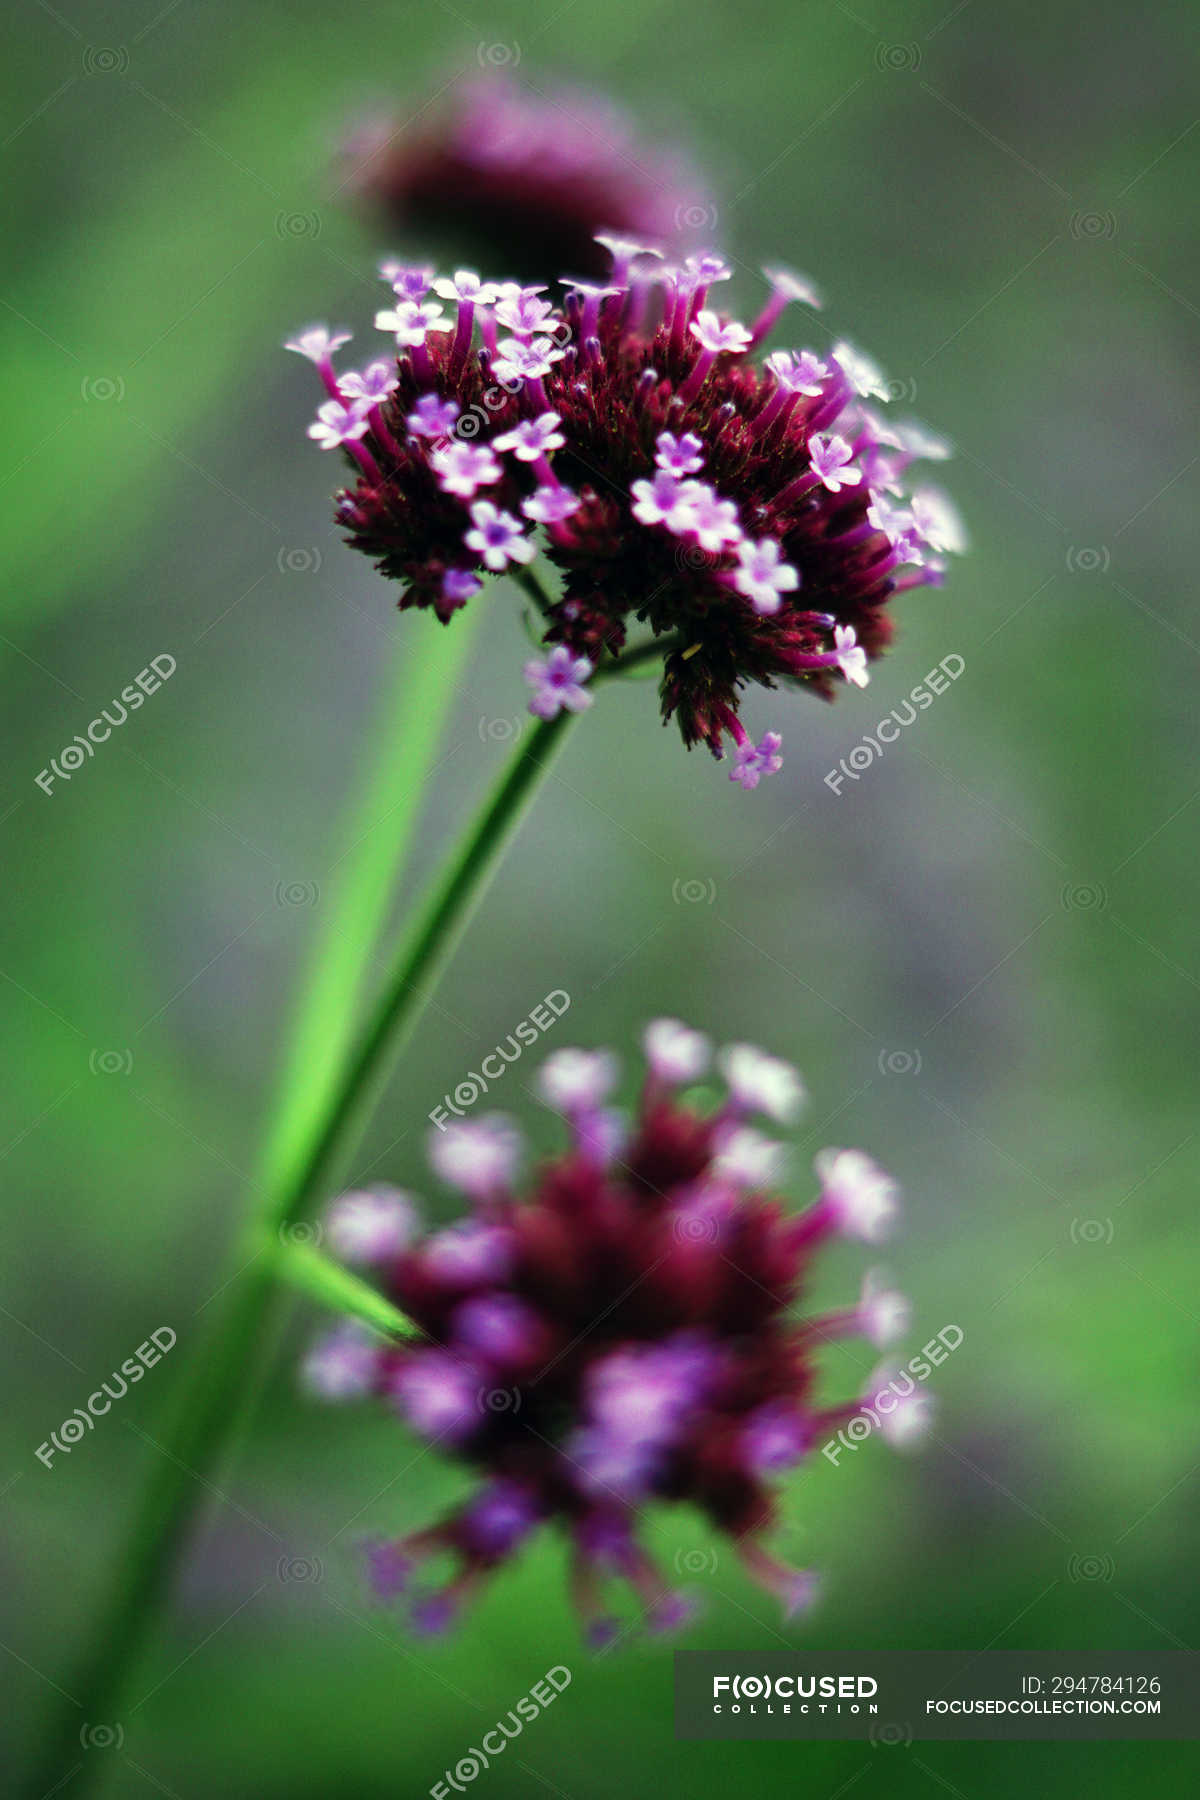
[341, 74, 712, 279]
[304, 1021, 928, 1642]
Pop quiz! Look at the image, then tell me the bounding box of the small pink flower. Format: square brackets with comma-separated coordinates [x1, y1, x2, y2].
[524, 645, 594, 719]
[522, 485, 581, 524]
[284, 325, 352, 364]
[493, 413, 565, 460]
[464, 501, 535, 570]
[375, 299, 453, 346]
[340, 361, 398, 403]
[655, 431, 705, 477]
[631, 469, 690, 528]
[689, 310, 752, 355]
[733, 538, 800, 616]
[430, 441, 503, 499]
[808, 433, 862, 493]
[834, 624, 869, 687]
[432, 269, 499, 306]
[491, 336, 564, 384]
[406, 393, 460, 439]
[728, 730, 784, 791]
[307, 398, 370, 450]
[764, 349, 829, 396]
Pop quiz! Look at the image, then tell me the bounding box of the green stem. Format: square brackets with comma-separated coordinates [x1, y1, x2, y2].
[255, 617, 480, 1222]
[27, 703, 579, 1798]
[268, 709, 577, 1222]
[273, 1236, 418, 1339]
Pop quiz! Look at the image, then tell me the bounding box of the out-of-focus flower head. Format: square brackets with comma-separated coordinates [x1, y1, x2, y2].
[341, 73, 713, 279]
[302, 1021, 926, 1642]
[287, 237, 964, 787]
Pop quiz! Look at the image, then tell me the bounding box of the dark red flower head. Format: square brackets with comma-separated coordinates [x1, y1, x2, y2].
[287, 239, 964, 788]
[341, 74, 712, 280]
[303, 1021, 928, 1642]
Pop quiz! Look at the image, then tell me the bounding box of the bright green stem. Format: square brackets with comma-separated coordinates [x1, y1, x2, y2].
[257, 619, 479, 1205]
[27, 688, 578, 1800]
[273, 1236, 419, 1338]
[27, 628, 671, 1799]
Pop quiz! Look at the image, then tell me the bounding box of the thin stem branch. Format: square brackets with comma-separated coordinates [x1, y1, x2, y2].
[508, 561, 683, 678]
[598, 633, 685, 677]
[510, 563, 556, 617]
[272, 1237, 418, 1338]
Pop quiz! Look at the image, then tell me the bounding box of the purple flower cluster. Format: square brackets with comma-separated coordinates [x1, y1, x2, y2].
[287, 238, 963, 786]
[303, 1022, 927, 1642]
[341, 74, 712, 279]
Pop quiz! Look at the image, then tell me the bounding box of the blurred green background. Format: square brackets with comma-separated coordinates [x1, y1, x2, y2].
[3, 0, 1199, 1794]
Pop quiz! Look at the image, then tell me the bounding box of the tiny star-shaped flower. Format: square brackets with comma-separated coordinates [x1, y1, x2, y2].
[493, 413, 565, 461]
[833, 624, 869, 687]
[733, 538, 800, 615]
[465, 501, 536, 571]
[307, 398, 370, 450]
[689, 311, 753, 355]
[523, 485, 582, 524]
[524, 646, 595, 720]
[808, 434, 862, 493]
[430, 441, 503, 498]
[284, 325, 352, 364]
[655, 431, 705, 477]
[375, 300, 453, 346]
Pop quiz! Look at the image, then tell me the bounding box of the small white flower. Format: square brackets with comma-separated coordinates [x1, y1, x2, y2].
[464, 501, 536, 571]
[868, 1364, 934, 1450]
[762, 265, 823, 309]
[524, 646, 594, 719]
[491, 336, 565, 384]
[380, 262, 433, 299]
[537, 1047, 619, 1114]
[857, 1269, 911, 1348]
[684, 253, 734, 287]
[815, 1148, 898, 1242]
[522, 485, 581, 525]
[643, 1018, 710, 1085]
[284, 325, 352, 364]
[808, 433, 862, 493]
[733, 537, 800, 616]
[307, 398, 370, 450]
[911, 487, 968, 556]
[325, 1187, 419, 1264]
[301, 1322, 378, 1401]
[493, 413, 564, 460]
[428, 1115, 522, 1199]
[430, 441, 503, 499]
[375, 299, 453, 346]
[683, 484, 742, 551]
[689, 310, 753, 356]
[765, 350, 829, 396]
[655, 431, 705, 477]
[713, 1126, 787, 1188]
[832, 339, 891, 401]
[406, 393, 461, 439]
[719, 1043, 806, 1124]
[432, 270, 499, 306]
[339, 361, 398, 403]
[631, 470, 691, 529]
[595, 233, 664, 263]
[493, 289, 557, 336]
[894, 418, 953, 461]
[834, 624, 870, 687]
